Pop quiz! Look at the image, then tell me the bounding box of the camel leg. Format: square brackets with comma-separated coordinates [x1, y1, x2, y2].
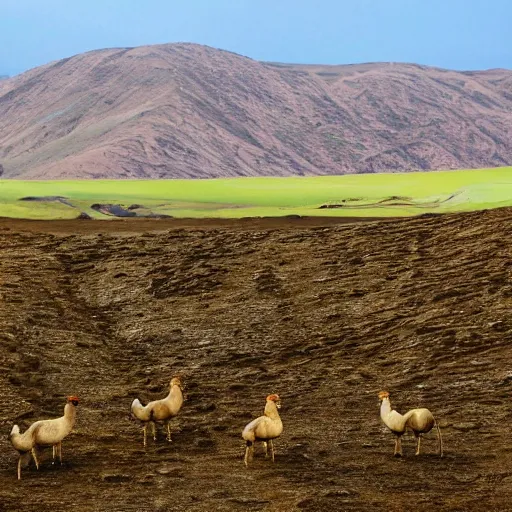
[263, 442, 268, 458]
[151, 422, 157, 441]
[244, 441, 254, 467]
[31, 448, 40, 470]
[17, 456, 22, 480]
[58, 442, 63, 463]
[435, 419, 444, 457]
[52, 445, 56, 464]
[143, 424, 148, 448]
[166, 422, 172, 442]
[415, 435, 421, 456]
[269, 440, 275, 463]
[394, 436, 402, 457]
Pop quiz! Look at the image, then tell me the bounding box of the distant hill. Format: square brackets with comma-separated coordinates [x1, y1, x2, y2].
[0, 43, 511, 179]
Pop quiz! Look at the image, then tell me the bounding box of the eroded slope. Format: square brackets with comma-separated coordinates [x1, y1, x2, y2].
[0, 210, 511, 511]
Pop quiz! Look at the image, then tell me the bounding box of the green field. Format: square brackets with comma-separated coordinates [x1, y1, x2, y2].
[0, 167, 511, 219]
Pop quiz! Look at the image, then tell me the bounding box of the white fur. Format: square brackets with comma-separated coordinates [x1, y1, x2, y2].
[379, 393, 442, 457]
[242, 396, 283, 467]
[10, 398, 78, 479]
[131, 377, 183, 447]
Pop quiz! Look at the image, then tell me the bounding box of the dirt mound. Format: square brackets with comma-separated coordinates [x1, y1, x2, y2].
[90, 203, 173, 219]
[76, 212, 92, 220]
[19, 196, 74, 209]
[90, 203, 137, 217]
[319, 194, 453, 210]
[20, 196, 68, 202]
[0, 208, 511, 510]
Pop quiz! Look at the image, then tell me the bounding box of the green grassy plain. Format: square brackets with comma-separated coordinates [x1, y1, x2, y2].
[0, 167, 511, 219]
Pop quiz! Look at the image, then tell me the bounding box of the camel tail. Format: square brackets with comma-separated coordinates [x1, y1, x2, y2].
[131, 399, 151, 422]
[242, 418, 261, 442]
[9, 424, 28, 452]
[434, 416, 443, 457]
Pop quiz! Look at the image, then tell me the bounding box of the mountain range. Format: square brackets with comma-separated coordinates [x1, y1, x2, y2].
[0, 43, 511, 179]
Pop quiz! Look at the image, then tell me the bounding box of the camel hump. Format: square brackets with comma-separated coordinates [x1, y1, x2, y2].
[406, 408, 435, 432]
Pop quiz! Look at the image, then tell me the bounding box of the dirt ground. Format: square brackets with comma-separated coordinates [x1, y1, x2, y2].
[0, 210, 511, 512]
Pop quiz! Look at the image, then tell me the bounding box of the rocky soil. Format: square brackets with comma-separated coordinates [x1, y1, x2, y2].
[0, 209, 511, 511]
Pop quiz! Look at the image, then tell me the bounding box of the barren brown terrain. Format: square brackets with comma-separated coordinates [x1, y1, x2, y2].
[1, 43, 511, 179]
[0, 209, 511, 511]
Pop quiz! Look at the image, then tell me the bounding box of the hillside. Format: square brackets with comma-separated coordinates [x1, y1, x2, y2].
[0, 209, 511, 510]
[0, 43, 511, 179]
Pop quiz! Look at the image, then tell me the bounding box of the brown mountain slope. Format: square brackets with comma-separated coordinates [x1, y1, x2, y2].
[1, 43, 511, 179]
[0, 209, 511, 510]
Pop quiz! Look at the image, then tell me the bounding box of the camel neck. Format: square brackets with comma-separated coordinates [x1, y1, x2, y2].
[168, 384, 182, 400]
[380, 398, 407, 433]
[380, 398, 392, 419]
[264, 401, 280, 420]
[64, 403, 77, 422]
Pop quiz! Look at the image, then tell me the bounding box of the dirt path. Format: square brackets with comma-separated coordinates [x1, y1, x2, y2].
[0, 209, 511, 511]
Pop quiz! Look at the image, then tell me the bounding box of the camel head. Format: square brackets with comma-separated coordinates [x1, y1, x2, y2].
[267, 394, 281, 409]
[378, 391, 390, 401]
[170, 376, 183, 389]
[67, 396, 80, 407]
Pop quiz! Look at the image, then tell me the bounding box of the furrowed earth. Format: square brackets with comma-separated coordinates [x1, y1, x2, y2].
[0, 210, 511, 511]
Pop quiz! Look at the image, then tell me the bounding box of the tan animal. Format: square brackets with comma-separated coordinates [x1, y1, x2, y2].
[10, 396, 79, 480]
[131, 376, 184, 447]
[242, 394, 283, 467]
[378, 391, 443, 457]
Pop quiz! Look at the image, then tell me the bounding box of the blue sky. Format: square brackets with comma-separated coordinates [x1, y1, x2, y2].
[1, 0, 510, 76]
